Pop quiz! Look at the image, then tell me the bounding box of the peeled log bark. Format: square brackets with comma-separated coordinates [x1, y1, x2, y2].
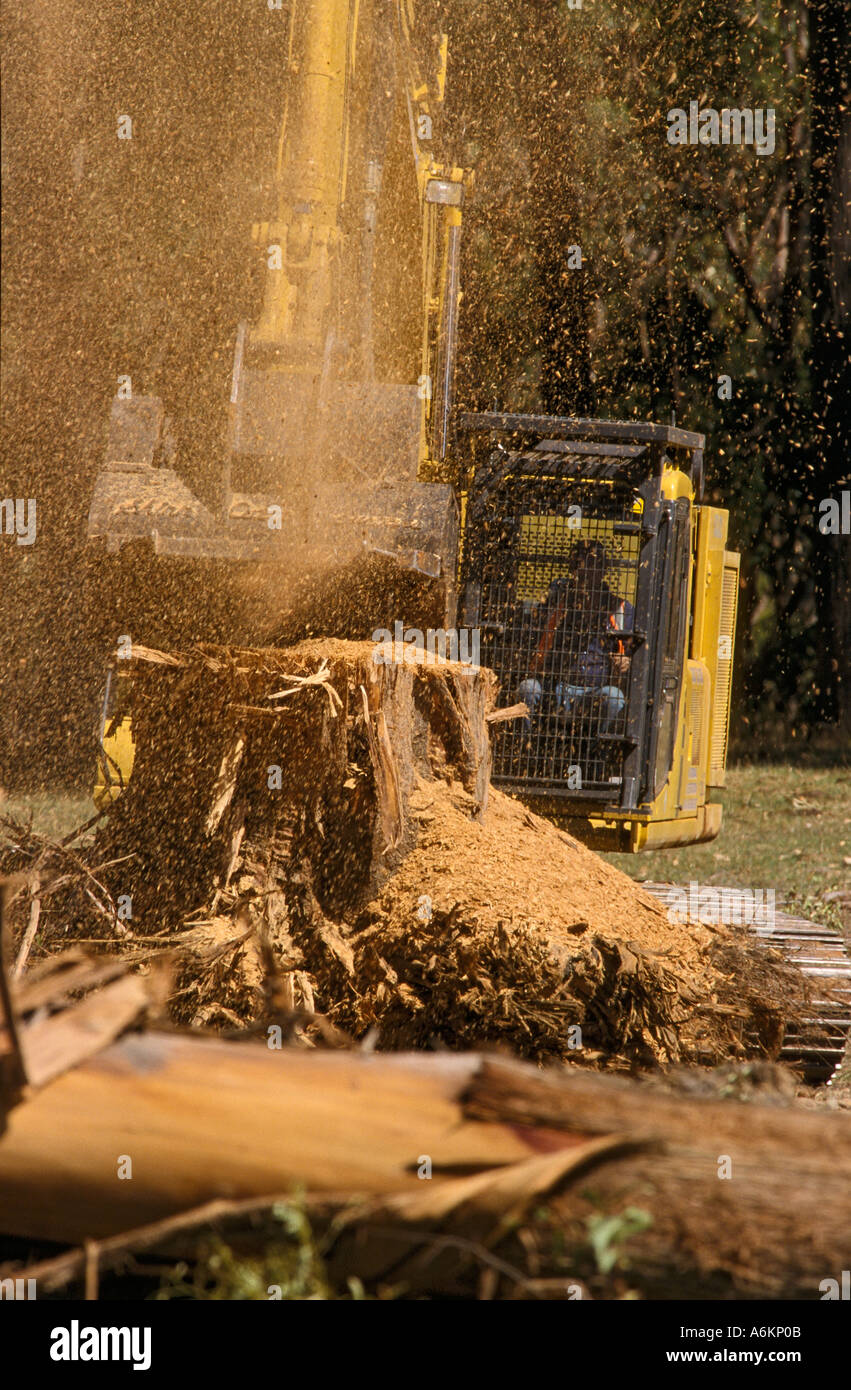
[0, 1036, 848, 1299]
[459, 1060, 851, 1300]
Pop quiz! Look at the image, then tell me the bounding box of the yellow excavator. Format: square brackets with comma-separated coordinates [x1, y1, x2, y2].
[89, 0, 462, 584]
[90, 0, 738, 853]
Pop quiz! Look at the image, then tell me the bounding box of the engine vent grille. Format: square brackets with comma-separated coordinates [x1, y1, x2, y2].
[709, 560, 738, 784]
[689, 664, 706, 767]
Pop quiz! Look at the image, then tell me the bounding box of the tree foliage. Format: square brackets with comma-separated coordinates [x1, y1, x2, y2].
[453, 0, 850, 740]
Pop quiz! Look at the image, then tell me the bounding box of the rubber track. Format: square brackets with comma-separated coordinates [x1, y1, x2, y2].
[641, 882, 851, 1083]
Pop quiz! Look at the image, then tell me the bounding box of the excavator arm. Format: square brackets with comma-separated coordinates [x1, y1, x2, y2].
[88, 0, 467, 582]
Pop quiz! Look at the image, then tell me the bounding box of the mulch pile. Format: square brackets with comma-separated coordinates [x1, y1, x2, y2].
[0, 639, 806, 1070]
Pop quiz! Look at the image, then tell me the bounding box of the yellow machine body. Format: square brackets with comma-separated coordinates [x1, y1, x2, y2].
[87, 0, 466, 574]
[238, 0, 467, 500]
[541, 493, 738, 852]
[459, 422, 739, 852]
[93, 667, 136, 810]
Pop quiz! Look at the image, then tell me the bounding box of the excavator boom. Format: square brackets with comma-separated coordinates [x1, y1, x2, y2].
[88, 0, 465, 587]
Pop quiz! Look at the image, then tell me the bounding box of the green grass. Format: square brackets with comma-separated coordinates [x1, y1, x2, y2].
[0, 791, 96, 843]
[602, 762, 851, 918]
[5, 764, 850, 919]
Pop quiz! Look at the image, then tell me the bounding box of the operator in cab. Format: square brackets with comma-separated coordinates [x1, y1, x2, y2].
[516, 539, 634, 733]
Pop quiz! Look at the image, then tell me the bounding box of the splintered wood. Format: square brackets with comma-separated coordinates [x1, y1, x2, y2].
[0, 1036, 849, 1299]
[0, 638, 805, 1067]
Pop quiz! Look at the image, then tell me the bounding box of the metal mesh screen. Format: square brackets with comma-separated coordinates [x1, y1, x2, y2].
[710, 559, 739, 784]
[479, 469, 642, 796]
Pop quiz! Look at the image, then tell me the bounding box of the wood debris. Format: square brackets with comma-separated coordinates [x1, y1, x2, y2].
[0, 639, 807, 1067]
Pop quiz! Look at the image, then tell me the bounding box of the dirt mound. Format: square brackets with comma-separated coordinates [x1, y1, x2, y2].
[0, 638, 805, 1069]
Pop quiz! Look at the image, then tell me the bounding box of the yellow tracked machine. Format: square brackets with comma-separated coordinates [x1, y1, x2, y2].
[91, 0, 738, 852]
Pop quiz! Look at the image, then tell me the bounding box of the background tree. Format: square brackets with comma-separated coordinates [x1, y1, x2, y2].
[455, 0, 849, 744]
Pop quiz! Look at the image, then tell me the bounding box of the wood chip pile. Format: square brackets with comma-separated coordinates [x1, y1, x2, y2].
[0, 639, 806, 1068]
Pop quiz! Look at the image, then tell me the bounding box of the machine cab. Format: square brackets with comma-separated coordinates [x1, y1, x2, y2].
[459, 414, 739, 852]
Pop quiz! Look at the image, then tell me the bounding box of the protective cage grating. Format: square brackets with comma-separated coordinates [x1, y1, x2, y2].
[474, 467, 643, 796]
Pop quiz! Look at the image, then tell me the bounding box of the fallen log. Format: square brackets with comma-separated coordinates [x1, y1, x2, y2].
[0, 1033, 848, 1298]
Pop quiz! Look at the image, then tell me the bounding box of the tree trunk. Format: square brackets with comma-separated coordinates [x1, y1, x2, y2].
[0, 1040, 848, 1299]
[809, 0, 851, 732]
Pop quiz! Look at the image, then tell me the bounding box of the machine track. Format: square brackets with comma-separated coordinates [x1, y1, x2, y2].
[642, 882, 851, 1083]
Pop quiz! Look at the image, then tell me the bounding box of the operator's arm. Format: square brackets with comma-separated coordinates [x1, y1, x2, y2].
[529, 595, 567, 675]
[608, 599, 634, 679]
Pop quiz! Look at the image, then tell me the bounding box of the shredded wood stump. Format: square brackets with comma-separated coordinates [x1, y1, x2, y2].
[0, 638, 806, 1068]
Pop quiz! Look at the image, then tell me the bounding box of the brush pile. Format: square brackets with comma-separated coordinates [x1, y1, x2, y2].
[0, 639, 805, 1068]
